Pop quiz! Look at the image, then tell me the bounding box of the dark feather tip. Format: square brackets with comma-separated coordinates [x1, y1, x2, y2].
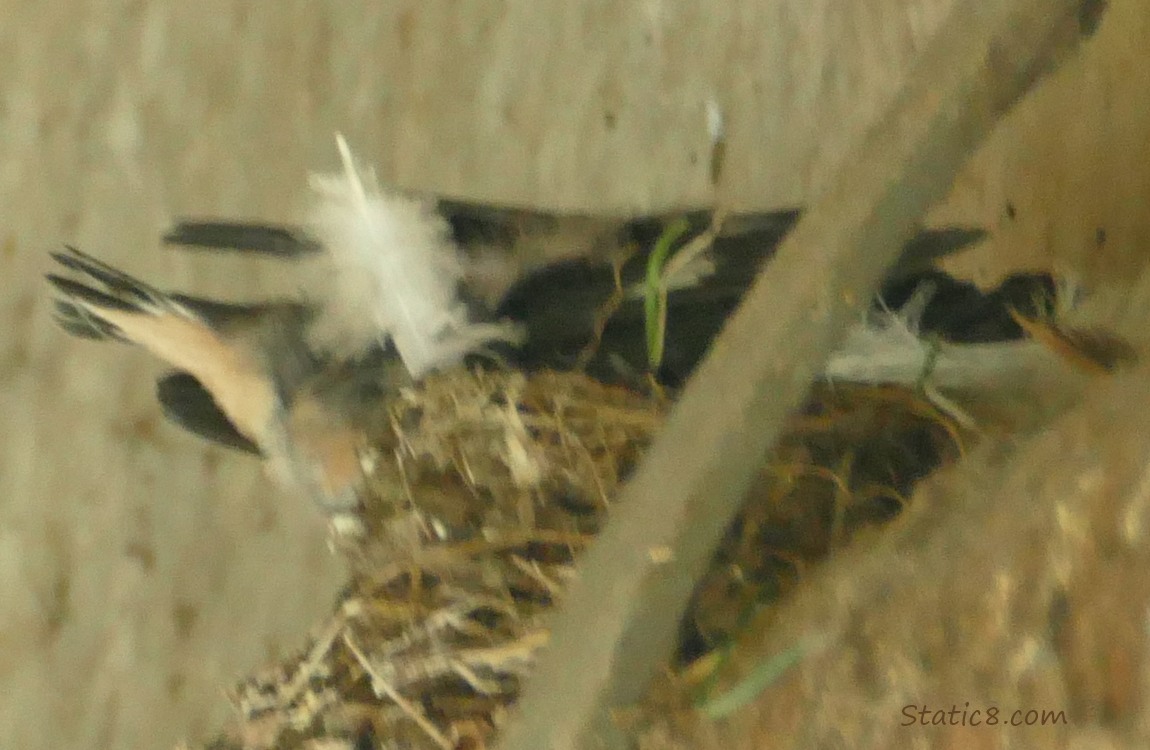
[45, 273, 141, 313]
[164, 221, 322, 257]
[51, 246, 162, 305]
[51, 299, 122, 340]
[156, 371, 262, 455]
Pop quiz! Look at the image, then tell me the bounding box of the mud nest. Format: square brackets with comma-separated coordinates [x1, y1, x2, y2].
[196, 368, 961, 750]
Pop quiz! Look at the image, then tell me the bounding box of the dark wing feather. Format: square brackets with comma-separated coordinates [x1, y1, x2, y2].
[164, 221, 321, 257]
[156, 371, 262, 454]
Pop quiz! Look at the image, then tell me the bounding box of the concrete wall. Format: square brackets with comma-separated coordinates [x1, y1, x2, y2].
[1, 1, 1146, 747]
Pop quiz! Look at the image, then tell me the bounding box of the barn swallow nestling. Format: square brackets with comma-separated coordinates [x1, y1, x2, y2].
[47, 143, 1006, 514]
[47, 245, 399, 509]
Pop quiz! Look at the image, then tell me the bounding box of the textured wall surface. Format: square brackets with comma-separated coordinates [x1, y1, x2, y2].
[1, 1, 1147, 748]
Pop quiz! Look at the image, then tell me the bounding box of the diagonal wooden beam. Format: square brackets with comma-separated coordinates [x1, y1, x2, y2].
[497, 2, 1107, 749]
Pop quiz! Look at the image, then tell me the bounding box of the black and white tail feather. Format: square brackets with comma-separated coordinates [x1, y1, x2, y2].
[46, 245, 280, 457]
[48, 245, 264, 340]
[48, 246, 187, 341]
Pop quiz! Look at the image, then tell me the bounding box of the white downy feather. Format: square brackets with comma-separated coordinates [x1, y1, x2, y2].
[824, 314, 1059, 390]
[304, 135, 522, 378]
[823, 278, 1093, 428]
